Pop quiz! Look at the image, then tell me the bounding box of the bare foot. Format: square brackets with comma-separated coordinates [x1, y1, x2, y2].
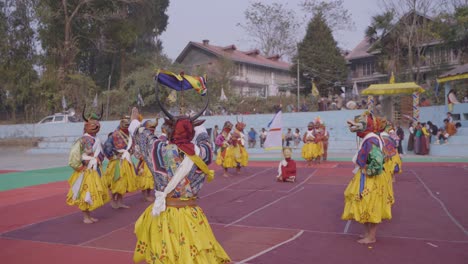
[118, 203, 130, 209]
[90, 217, 99, 222]
[357, 237, 376, 244]
[83, 218, 94, 224]
[222, 173, 231, 178]
[110, 200, 119, 209]
[145, 196, 155, 202]
[359, 233, 368, 238]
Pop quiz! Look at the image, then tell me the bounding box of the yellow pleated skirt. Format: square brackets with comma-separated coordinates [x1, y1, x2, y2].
[301, 142, 324, 160]
[216, 145, 248, 168]
[133, 205, 231, 264]
[66, 169, 110, 211]
[103, 159, 138, 195]
[342, 168, 394, 224]
[137, 161, 155, 190]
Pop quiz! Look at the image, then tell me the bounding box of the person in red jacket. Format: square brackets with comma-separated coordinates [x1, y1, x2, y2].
[276, 147, 297, 183]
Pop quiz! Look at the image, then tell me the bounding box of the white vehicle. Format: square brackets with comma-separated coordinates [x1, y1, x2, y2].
[37, 109, 78, 124]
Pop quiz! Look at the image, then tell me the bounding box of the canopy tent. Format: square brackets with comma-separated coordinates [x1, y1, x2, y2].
[361, 82, 425, 95]
[437, 63, 468, 83]
[362, 82, 425, 122]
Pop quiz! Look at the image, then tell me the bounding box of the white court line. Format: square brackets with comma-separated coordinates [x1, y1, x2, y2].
[288, 169, 318, 193]
[200, 168, 274, 199]
[343, 220, 351, 234]
[410, 170, 468, 236]
[212, 223, 468, 244]
[78, 223, 133, 246]
[0, 236, 134, 253]
[237, 230, 304, 264]
[225, 187, 305, 227]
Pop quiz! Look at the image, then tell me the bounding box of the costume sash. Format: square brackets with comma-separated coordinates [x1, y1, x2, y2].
[351, 132, 382, 196]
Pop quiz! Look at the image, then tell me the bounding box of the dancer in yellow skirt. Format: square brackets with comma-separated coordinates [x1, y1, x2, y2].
[222, 118, 249, 174]
[129, 89, 230, 263]
[301, 121, 324, 166]
[134, 118, 159, 202]
[103, 115, 138, 209]
[342, 111, 395, 244]
[66, 106, 110, 224]
[381, 122, 403, 183]
[215, 121, 241, 177]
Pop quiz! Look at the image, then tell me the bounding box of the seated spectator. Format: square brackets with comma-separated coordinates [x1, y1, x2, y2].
[248, 127, 257, 148]
[436, 118, 457, 144]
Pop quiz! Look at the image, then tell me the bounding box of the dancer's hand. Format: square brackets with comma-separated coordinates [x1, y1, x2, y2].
[131, 107, 139, 121]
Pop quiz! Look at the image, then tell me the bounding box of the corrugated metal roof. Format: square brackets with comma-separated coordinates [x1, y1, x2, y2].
[439, 63, 468, 78]
[345, 37, 374, 60]
[176, 41, 291, 71]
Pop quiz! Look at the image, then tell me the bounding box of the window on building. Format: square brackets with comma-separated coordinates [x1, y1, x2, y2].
[362, 62, 375, 76]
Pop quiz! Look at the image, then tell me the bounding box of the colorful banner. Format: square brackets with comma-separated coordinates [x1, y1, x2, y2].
[156, 70, 207, 96]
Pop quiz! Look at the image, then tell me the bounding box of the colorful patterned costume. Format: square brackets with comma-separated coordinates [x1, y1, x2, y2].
[131, 88, 230, 263]
[301, 122, 324, 162]
[342, 112, 395, 224]
[66, 107, 110, 222]
[216, 120, 249, 170]
[381, 124, 403, 181]
[103, 116, 138, 197]
[134, 119, 159, 199]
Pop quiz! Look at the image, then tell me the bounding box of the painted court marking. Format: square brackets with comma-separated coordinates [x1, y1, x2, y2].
[200, 168, 274, 199]
[410, 170, 468, 236]
[225, 187, 305, 227]
[236, 230, 305, 264]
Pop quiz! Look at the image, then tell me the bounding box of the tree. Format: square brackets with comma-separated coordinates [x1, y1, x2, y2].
[379, 0, 445, 82]
[293, 13, 348, 96]
[1, 0, 38, 121]
[300, 0, 354, 32]
[435, 4, 468, 63]
[238, 2, 300, 60]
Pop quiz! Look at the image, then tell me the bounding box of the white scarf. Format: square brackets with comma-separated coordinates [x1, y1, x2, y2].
[152, 145, 200, 216]
[117, 132, 133, 163]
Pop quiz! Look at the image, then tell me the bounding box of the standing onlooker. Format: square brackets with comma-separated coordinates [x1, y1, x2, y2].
[407, 121, 415, 152]
[248, 127, 257, 148]
[414, 122, 422, 154]
[293, 128, 301, 149]
[427, 121, 438, 143]
[420, 122, 430, 155]
[259, 128, 267, 148]
[396, 123, 405, 155]
[285, 128, 293, 147]
[213, 125, 220, 154]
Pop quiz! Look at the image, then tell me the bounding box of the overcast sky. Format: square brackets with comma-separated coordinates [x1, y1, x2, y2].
[159, 0, 383, 61]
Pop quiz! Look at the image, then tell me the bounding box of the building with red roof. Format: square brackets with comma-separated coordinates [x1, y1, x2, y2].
[175, 40, 294, 98]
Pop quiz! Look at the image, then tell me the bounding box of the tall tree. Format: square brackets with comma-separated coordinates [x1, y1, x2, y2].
[435, 4, 468, 63]
[300, 0, 354, 32]
[293, 13, 348, 96]
[238, 2, 299, 60]
[1, 0, 38, 121]
[379, 0, 445, 82]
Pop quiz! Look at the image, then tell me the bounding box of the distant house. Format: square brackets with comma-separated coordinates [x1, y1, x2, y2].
[175, 40, 294, 97]
[346, 11, 461, 93]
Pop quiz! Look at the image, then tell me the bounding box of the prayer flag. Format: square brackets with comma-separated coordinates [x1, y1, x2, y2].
[264, 110, 283, 150]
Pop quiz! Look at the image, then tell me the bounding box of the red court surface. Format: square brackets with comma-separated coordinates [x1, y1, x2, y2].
[0, 161, 467, 264]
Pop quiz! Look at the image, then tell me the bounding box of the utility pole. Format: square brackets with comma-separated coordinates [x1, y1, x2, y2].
[297, 58, 300, 111]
